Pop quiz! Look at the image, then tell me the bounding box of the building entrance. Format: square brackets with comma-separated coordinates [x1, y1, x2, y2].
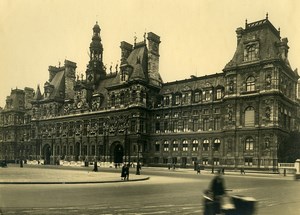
[75, 142, 80, 161]
[114, 144, 124, 164]
[42, 144, 51, 165]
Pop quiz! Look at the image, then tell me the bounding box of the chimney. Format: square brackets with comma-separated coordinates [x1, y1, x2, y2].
[120, 41, 133, 65]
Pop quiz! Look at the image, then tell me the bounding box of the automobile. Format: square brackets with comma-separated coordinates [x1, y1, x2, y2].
[0, 160, 8, 168]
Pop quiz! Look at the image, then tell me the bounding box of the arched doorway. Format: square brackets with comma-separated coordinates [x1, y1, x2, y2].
[114, 144, 124, 164]
[42, 144, 51, 165]
[75, 142, 80, 161]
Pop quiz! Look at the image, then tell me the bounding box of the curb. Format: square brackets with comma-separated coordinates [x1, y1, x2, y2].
[0, 176, 150, 185]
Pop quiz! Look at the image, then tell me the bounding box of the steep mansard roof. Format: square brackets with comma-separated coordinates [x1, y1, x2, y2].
[224, 17, 293, 72]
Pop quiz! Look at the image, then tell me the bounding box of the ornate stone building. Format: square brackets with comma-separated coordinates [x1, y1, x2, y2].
[1, 16, 300, 170]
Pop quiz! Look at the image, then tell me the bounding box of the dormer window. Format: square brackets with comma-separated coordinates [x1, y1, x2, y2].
[244, 42, 259, 62]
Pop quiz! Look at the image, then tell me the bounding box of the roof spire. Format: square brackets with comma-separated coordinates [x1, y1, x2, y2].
[266, 12, 269, 20]
[245, 19, 248, 28]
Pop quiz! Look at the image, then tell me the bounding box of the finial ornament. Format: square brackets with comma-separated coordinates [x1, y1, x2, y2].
[134, 32, 137, 45]
[266, 12, 269, 20]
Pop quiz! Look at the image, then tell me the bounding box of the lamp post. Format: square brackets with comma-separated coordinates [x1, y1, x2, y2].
[136, 132, 141, 175]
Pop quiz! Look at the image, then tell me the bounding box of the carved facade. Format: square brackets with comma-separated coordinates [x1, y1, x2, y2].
[1, 17, 300, 170]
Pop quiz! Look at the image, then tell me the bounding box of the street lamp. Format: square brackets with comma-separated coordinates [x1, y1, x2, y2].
[136, 132, 141, 175]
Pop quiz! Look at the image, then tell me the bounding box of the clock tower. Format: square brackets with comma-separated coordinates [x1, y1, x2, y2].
[86, 22, 105, 89]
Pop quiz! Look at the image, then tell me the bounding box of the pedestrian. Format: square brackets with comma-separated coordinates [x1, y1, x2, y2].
[168, 163, 171, 170]
[173, 163, 176, 170]
[93, 161, 98, 172]
[209, 170, 226, 214]
[197, 164, 201, 174]
[121, 164, 126, 180]
[284, 168, 286, 176]
[211, 166, 214, 174]
[240, 167, 245, 174]
[125, 164, 130, 180]
[222, 167, 225, 175]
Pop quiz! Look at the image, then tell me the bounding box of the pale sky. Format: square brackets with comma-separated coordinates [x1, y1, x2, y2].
[1, 0, 300, 108]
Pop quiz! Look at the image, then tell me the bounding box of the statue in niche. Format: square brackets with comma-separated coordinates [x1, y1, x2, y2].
[266, 74, 272, 86]
[229, 80, 234, 92]
[228, 111, 233, 121]
[265, 107, 271, 119]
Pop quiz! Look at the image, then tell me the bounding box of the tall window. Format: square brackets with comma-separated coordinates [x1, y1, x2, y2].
[246, 76, 256, 92]
[131, 90, 137, 102]
[245, 106, 255, 127]
[214, 118, 221, 130]
[203, 118, 210, 131]
[163, 141, 169, 152]
[203, 90, 211, 101]
[192, 140, 198, 151]
[165, 96, 170, 106]
[203, 139, 209, 151]
[194, 91, 200, 103]
[164, 121, 169, 133]
[245, 137, 254, 151]
[111, 94, 116, 106]
[192, 119, 198, 131]
[173, 121, 178, 133]
[155, 141, 160, 152]
[155, 121, 160, 133]
[213, 139, 221, 151]
[216, 89, 222, 100]
[120, 92, 125, 105]
[175, 94, 181, 105]
[172, 140, 179, 151]
[182, 140, 188, 151]
[183, 120, 189, 132]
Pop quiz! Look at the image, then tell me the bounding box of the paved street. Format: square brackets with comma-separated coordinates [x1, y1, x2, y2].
[0, 165, 300, 214]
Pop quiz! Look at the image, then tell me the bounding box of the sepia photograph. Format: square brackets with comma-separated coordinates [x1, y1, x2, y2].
[1, 0, 300, 214]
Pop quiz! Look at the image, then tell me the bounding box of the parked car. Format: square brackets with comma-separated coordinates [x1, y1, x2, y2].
[0, 160, 7, 168]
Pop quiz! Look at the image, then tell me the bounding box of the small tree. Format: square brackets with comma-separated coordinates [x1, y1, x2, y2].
[278, 131, 300, 163]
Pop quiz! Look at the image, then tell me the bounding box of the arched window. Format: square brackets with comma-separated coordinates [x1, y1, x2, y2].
[192, 140, 199, 151]
[155, 141, 160, 152]
[182, 140, 188, 151]
[172, 140, 179, 151]
[246, 76, 256, 92]
[245, 137, 254, 151]
[245, 106, 255, 127]
[163, 141, 169, 152]
[203, 139, 209, 151]
[213, 139, 221, 151]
